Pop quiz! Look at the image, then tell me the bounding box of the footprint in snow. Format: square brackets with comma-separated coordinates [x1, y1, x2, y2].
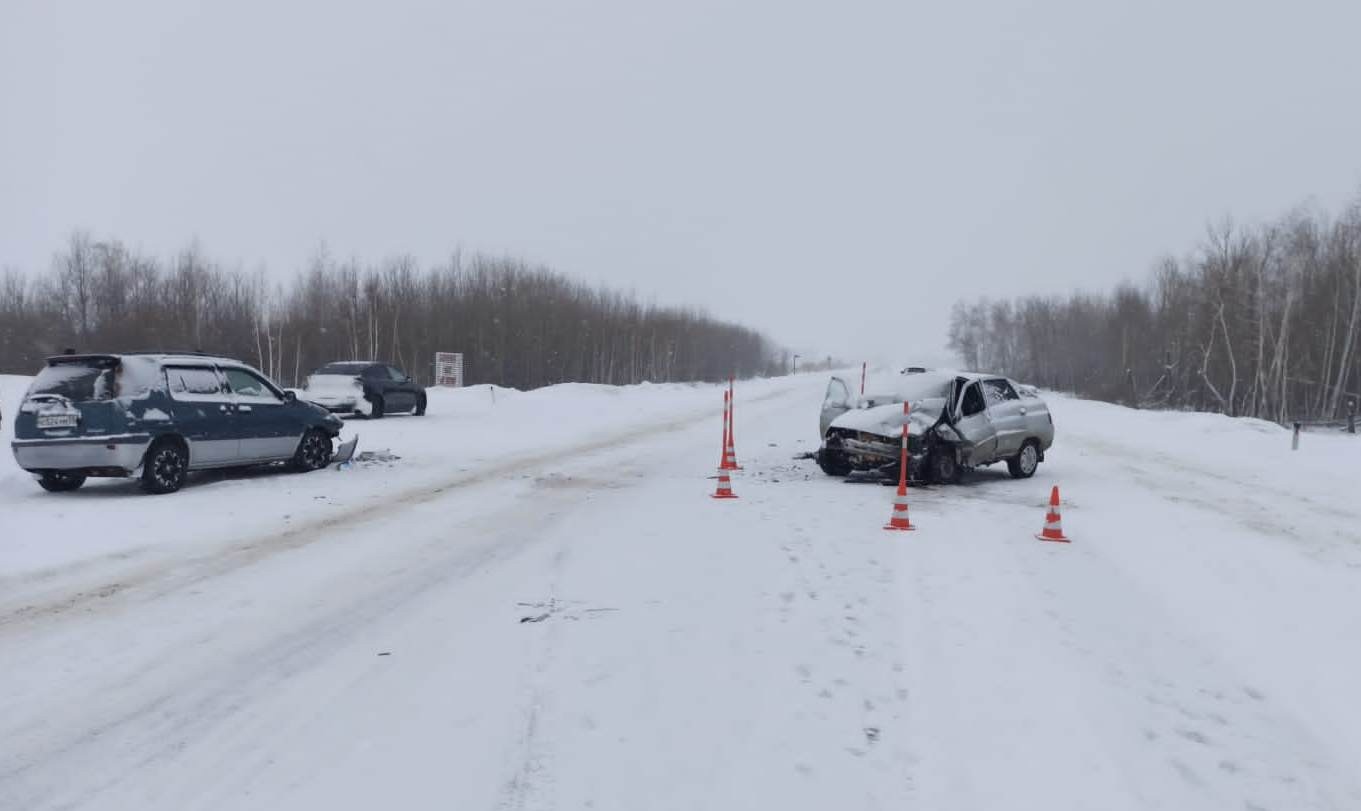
[1175, 727, 1212, 746]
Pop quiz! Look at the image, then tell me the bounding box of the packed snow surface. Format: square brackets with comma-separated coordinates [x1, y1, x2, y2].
[1, 371, 1359, 810]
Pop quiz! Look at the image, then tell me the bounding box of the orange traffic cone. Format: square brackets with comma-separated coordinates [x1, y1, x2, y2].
[711, 466, 738, 499]
[1036, 485, 1070, 542]
[884, 403, 916, 531]
[883, 483, 915, 531]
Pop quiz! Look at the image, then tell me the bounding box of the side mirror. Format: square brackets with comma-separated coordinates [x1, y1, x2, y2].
[284, 390, 297, 403]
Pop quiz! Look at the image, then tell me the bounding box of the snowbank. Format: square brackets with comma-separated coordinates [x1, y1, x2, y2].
[1, 374, 32, 492]
[1049, 392, 1358, 516]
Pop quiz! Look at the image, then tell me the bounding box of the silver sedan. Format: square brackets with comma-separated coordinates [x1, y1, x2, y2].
[817, 370, 1055, 483]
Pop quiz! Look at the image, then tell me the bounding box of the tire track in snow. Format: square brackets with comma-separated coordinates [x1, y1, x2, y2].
[0, 386, 798, 634]
[0, 514, 515, 809]
[497, 538, 572, 811]
[0, 480, 567, 805]
[755, 464, 914, 805]
[886, 430, 1361, 809]
[1003, 518, 1361, 810]
[0, 449, 722, 808]
[0, 387, 813, 811]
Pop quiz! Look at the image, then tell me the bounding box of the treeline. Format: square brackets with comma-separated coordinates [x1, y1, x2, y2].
[948, 192, 1361, 423]
[0, 234, 779, 389]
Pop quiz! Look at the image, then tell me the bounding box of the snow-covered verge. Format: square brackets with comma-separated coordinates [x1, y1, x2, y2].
[893, 393, 1361, 809]
[1, 374, 34, 493]
[2, 373, 1359, 810]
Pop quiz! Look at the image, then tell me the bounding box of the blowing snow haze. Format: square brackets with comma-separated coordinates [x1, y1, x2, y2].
[8, 4, 1361, 809]
[3, 0, 1361, 363]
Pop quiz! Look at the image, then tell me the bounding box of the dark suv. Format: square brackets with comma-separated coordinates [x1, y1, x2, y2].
[302, 362, 427, 418]
[10, 353, 344, 494]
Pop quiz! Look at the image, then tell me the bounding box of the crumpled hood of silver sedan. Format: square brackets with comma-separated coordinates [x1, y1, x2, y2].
[829, 397, 948, 438]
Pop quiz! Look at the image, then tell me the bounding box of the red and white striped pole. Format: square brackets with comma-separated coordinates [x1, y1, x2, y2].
[884, 401, 916, 531]
[718, 390, 731, 469]
[726, 376, 741, 470]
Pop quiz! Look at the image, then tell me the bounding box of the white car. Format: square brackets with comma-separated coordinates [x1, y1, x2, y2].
[301, 362, 427, 418]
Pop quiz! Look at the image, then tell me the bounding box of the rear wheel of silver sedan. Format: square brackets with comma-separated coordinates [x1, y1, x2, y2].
[1008, 440, 1040, 479]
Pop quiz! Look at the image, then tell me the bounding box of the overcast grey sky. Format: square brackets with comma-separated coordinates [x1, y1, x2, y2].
[3, 0, 1360, 365]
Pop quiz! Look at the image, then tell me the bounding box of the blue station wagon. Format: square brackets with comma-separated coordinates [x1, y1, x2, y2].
[11, 352, 344, 494]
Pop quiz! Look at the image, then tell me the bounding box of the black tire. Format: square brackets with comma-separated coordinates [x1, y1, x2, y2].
[293, 429, 333, 472]
[927, 448, 960, 484]
[38, 471, 86, 492]
[1007, 439, 1041, 479]
[816, 447, 852, 477]
[141, 439, 189, 494]
[368, 395, 385, 419]
[413, 393, 426, 416]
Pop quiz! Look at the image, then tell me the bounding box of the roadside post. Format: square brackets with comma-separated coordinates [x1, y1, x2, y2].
[1292, 422, 1301, 451]
[1349, 398, 1356, 435]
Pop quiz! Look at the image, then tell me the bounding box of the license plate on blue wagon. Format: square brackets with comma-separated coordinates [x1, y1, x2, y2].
[37, 414, 79, 429]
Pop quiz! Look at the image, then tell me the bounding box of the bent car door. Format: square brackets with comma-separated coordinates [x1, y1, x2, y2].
[981, 377, 1027, 456]
[220, 367, 302, 461]
[952, 379, 999, 464]
[163, 365, 238, 466]
[820, 377, 853, 436]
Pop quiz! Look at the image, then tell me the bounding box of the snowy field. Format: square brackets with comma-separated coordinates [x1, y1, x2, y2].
[2, 371, 1360, 810]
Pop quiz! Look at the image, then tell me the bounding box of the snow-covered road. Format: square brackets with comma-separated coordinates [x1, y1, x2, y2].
[2, 372, 1359, 810]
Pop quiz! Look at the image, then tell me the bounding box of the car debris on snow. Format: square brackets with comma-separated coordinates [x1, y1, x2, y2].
[351, 448, 400, 467]
[517, 598, 619, 624]
[333, 434, 360, 467]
